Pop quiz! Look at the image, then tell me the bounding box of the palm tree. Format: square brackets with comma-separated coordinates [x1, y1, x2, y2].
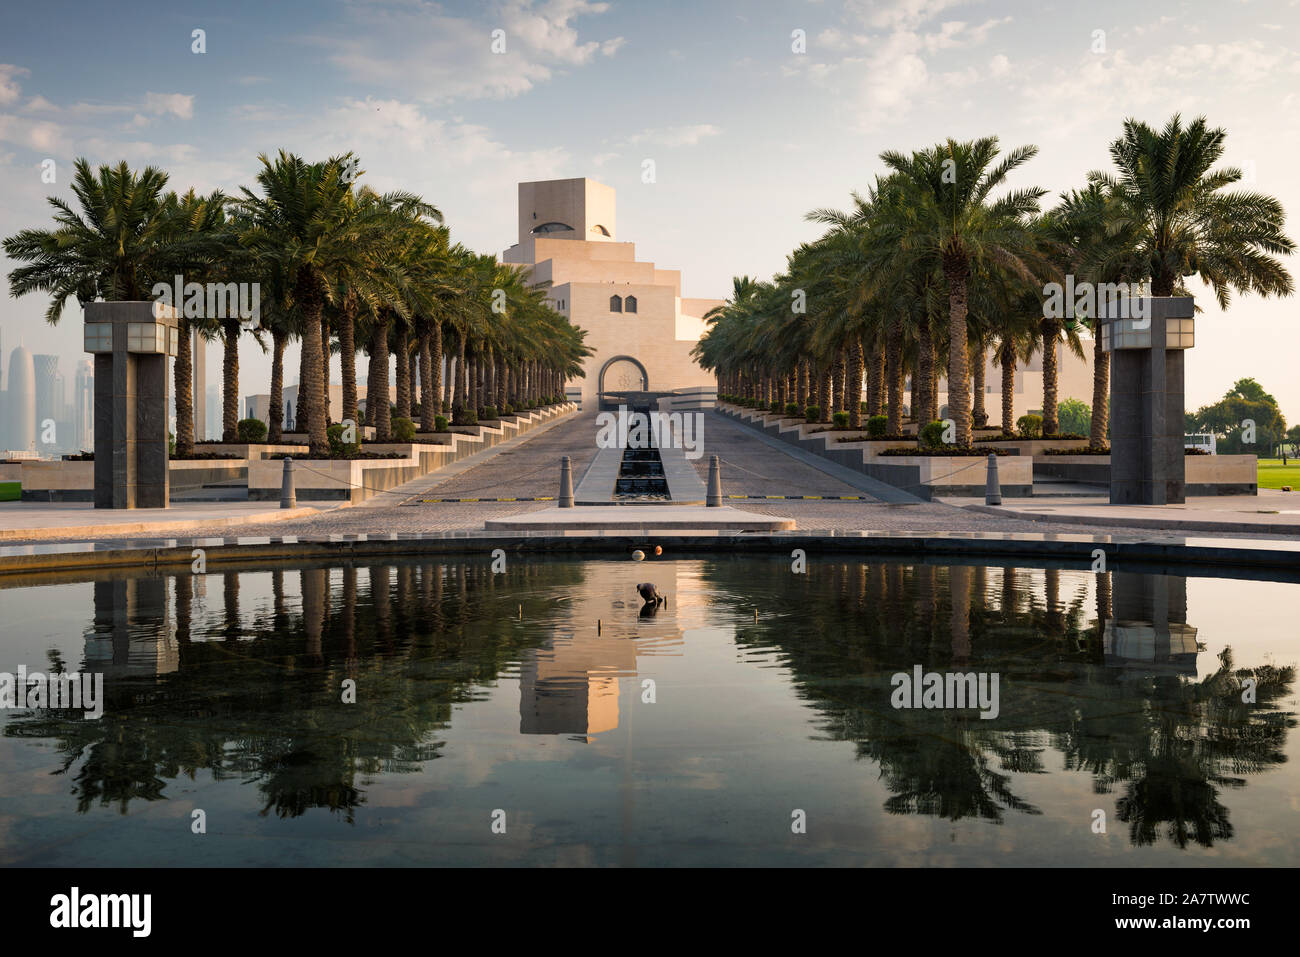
[236, 152, 410, 455]
[1040, 184, 1132, 447]
[1092, 114, 1294, 303]
[880, 138, 1046, 445]
[157, 188, 233, 455]
[4, 159, 175, 322]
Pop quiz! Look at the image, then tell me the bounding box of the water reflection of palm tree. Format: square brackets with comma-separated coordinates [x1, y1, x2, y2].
[4, 559, 579, 819]
[713, 558, 1292, 840]
[1059, 645, 1295, 848]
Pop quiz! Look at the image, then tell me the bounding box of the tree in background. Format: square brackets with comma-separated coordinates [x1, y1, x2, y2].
[1057, 398, 1092, 437]
[1187, 378, 1287, 454]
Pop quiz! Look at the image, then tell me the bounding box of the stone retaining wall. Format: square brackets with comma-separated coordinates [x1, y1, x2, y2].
[247, 404, 575, 503]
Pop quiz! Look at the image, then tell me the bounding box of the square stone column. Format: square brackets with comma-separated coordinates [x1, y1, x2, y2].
[84, 301, 178, 508]
[1100, 297, 1195, 505]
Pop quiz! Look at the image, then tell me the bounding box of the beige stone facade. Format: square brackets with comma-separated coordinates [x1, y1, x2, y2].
[502, 178, 721, 406]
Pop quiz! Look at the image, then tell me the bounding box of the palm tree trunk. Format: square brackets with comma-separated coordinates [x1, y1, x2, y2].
[175, 317, 194, 456]
[395, 326, 411, 421]
[1000, 341, 1016, 437]
[454, 338, 467, 419]
[410, 351, 419, 419]
[916, 316, 933, 427]
[943, 257, 972, 446]
[1041, 318, 1060, 435]
[909, 359, 919, 423]
[430, 322, 443, 416]
[321, 313, 332, 426]
[886, 314, 903, 435]
[848, 337, 864, 429]
[340, 299, 358, 429]
[834, 351, 847, 414]
[815, 367, 830, 421]
[297, 331, 311, 433]
[971, 335, 986, 428]
[369, 315, 391, 441]
[1090, 331, 1109, 449]
[221, 319, 240, 443]
[269, 328, 286, 443]
[295, 271, 328, 456]
[420, 324, 435, 432]
[866, 340, 883, 417]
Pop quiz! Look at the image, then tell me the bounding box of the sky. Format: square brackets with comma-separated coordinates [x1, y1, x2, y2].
[1, 0, 1298, 418]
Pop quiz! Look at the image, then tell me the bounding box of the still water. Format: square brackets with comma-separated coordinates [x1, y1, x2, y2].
[1, 556, 1296, 866]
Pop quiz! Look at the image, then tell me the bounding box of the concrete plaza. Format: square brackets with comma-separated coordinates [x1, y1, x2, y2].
[1, 410, 1298, 553]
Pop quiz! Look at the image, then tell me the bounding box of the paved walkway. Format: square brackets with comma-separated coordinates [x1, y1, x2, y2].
[945, 489, 1300, 535]
[2, 409, 1299, 548]
[0, 501, 327, 542]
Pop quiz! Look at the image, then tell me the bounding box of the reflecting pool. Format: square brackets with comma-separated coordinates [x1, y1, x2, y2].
[1, 556, 1296, 866]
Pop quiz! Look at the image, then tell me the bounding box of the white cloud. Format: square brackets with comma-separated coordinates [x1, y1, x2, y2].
[848, 0, 976, 31]
[0, 64, 28, 105]
[787, 12, 1009, 131]
[623, 124, 721, 148]
[309, 0, 623, 104]
[143, 92, 194, 120]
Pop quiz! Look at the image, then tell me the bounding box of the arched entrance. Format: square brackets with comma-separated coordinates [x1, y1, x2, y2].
[597, 355, 649, 410]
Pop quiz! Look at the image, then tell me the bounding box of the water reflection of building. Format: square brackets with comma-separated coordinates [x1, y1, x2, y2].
[1103, 573, 1200, 676]
[84, 578, 179, 677]
[518, 560, 690, 741]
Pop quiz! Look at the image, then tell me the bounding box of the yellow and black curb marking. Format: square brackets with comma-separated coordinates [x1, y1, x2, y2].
[724, 494, 864, 500]
[414, 496, 558, 503]
[411, 494, 864, 503]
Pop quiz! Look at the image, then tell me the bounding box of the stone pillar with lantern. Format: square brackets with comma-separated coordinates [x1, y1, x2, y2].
[1099, 296, 1195, 505]
[84, 301, 179, 508]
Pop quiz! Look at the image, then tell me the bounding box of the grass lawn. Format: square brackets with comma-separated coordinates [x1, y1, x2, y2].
[0, 481, 19, 502]
[1257, 459, 1300, 490]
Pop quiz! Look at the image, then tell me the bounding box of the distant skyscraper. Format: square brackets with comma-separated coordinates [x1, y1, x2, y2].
[74, 359, 94, 451]
[33, 354, 65, 452]
[5, 346, 36, 453]
[192, 329, 207, 441]
[205, 384, 220, 441]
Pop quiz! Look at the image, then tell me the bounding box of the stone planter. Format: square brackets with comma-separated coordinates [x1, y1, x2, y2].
[1033, 453, 1257, 496]
[858, 454, 1033, 500]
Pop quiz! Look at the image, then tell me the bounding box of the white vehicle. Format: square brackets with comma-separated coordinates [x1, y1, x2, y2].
[1184, 433, 1216, 454]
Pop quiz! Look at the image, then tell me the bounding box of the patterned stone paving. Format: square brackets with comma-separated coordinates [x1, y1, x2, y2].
[2, 408, 1295, 546]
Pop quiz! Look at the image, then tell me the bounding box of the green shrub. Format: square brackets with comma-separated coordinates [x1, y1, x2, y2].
[785, 402, 799, 416]
[434, 415, 450, 432]
[502, 404, 514, 416]
[1016, 414, 1043, 438]
[168, 431, 175, 457]
[1057, 398, 1091, 436]
[327, 422, 360, 457]
[804, 405, 820, 423]
[482, 405, 498, 420]
[833, 411, 850, 429]
[453, 408, 478, 426]
[236, 418, 268, 443]
[391, 417, 416, 442]
[867, 415, 888, 439]
[919, 420, 948, 449]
